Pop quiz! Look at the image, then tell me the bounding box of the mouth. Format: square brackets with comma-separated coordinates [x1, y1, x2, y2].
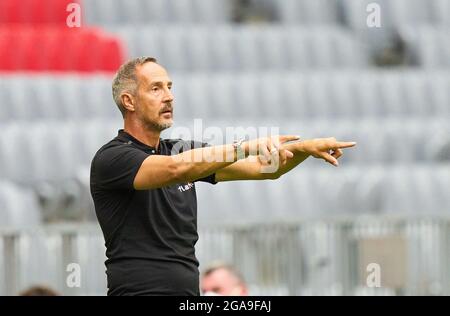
[161, 110, 173, 117]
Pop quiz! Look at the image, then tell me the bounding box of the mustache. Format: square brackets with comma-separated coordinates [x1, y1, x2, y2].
[160, 103, 173, 114]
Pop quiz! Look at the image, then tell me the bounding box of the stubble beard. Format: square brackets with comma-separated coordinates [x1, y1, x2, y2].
[140, 115, 173, 133]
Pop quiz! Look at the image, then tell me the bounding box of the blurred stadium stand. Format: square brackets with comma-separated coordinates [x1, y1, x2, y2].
[0, 0, 449, 295]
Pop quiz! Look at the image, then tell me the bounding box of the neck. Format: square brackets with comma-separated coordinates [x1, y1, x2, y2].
[124, 118, 161, 148]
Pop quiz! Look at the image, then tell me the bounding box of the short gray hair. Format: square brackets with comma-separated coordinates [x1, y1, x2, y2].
[112, 56, 157, 117]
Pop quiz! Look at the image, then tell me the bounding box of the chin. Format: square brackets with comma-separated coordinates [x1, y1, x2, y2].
[159, 120, 173, 131]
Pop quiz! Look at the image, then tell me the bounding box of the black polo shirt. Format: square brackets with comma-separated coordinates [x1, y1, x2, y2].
[90, 130, 216, 296]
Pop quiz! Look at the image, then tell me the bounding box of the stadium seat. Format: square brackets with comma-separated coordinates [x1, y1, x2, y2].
[0, 181, 42, 227]
[277, 0, 340, 25]
[2, 71, 450, 122]
[401, 26, 450, 68]
[0, 26, 125, 72]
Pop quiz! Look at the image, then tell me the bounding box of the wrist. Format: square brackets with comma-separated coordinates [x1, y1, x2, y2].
[296, 139, 313, 155]
[233, 138, 246, 160]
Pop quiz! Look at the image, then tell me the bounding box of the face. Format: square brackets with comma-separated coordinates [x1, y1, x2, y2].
[201, 268, 248, 296]
[132, 62, 174, 131]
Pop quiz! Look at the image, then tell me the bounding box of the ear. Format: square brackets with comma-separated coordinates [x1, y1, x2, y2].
[121, 93, 135, 112]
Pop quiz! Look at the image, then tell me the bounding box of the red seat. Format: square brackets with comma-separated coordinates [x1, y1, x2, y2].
[0, 0, 23, 24]
[0, 25, 125, 72]
[99, 35, 126, 72]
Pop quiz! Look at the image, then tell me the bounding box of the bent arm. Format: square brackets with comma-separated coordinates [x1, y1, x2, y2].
[134, 144, 238, 190]
[215, 138, 357, 182]
[215, 143, 310, 182]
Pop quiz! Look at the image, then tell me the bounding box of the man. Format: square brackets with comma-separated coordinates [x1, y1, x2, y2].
[90, 56, 355, 296]
[201, 263, 248, 296]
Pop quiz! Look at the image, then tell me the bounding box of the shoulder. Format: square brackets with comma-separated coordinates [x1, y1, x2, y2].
[92, 138, 130, 163]
[91, 137, 148, 173]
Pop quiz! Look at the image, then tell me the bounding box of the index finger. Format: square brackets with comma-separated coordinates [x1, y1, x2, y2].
[279, 135, 301, 144]
[333, 141, 357, 149]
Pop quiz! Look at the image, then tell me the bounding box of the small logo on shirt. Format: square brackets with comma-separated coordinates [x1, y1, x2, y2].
[178, 182, 194, 192]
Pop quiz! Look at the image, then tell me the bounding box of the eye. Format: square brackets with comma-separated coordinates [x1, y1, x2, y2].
[152, 86, 159, 92]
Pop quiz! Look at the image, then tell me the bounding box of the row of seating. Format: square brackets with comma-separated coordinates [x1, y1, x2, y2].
[82, 0, 232, 25]
[81, 0, 450, 27]
[110, 25, 450, 70]
[111, 25, 369, 71]
[0, 118, 448, 186]
[0, 26, 125, 72]
[196, 164, 450, 222]
[2, 161, 449, 228]
[1, 71, 449, 121]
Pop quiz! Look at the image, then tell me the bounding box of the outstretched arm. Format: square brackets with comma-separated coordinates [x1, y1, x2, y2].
[215, 138, 356, 182]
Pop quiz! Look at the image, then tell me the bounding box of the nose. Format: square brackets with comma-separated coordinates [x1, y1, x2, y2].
[163, 87, 174, 103]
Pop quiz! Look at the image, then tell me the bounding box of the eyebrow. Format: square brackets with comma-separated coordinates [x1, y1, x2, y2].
[149, 80, 172, 87]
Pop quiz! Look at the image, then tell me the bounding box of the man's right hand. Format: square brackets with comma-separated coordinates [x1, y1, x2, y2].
[242, 135, 301, 166]
[298, 137, 356, 166]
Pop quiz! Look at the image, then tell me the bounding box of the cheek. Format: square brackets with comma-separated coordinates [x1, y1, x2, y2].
[138, 95, 160, 115]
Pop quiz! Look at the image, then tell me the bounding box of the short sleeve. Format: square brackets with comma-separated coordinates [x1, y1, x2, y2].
[91, 144, 149, 190]
[190, 141, 217, 185]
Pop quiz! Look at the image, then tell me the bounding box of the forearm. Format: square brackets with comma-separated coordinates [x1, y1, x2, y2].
[215, 142, 310, 182]
[174, 144, 238, 182]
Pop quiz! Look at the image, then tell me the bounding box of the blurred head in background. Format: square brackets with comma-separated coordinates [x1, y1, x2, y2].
[112, 56, 174, 133]
[201, 262, 249, 296]
[19, 285, 60, 296]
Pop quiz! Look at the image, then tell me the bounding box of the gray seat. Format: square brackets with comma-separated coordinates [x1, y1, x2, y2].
[186, 27, 214, 72]
[194, 0, 232, 24]
[83, 0, 232, 25]
[83, 0, 123, 25]
[429, 72, 450, 116]
[401, 26, 450, 68]
[257, 26, 289, 70]
[0, 181, 42, 227]
[277, 0, 339, 25]
[233, 27, 262, 71]
[432, 0, 450, 26]
[210, 26, 240, 71]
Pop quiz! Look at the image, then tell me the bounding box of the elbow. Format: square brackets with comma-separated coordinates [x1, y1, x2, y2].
[167, 161, 189, 184]
[168, 160, 201, 184]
